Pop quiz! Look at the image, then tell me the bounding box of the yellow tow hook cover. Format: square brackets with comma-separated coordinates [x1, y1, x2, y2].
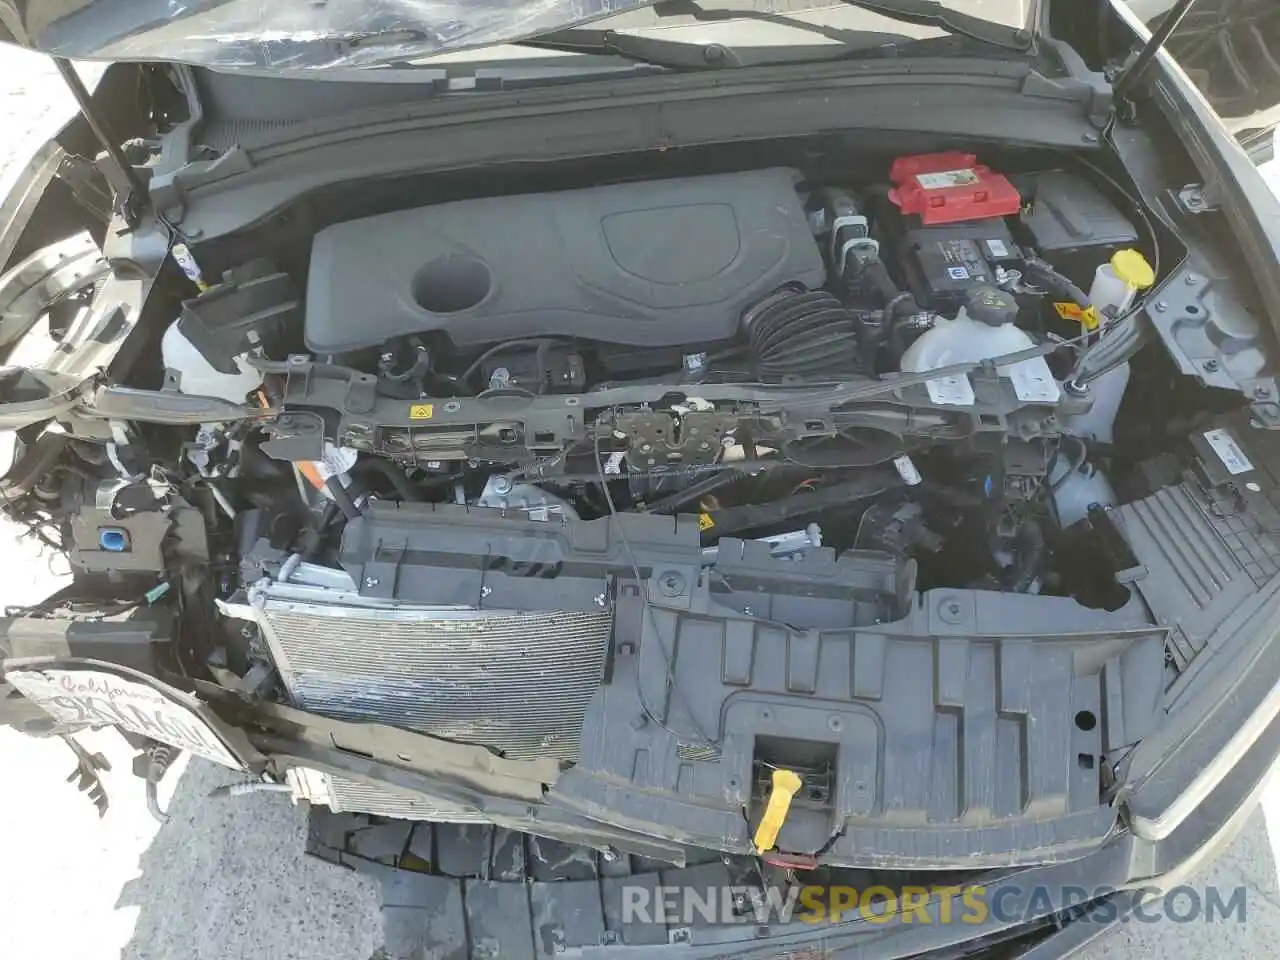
[753, 768, 803, 853]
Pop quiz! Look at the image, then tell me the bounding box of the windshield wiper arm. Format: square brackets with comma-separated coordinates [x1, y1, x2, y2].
[517, 27, 742, 69]
[523, 0, 1032, 68]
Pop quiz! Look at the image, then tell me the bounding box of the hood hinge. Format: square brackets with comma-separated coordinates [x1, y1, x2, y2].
[1111, 0, 1198, 103]
[52, 59, 149, 228]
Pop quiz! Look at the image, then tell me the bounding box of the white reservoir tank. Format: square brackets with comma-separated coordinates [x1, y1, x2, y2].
[1064, 249, 1156, 443]
[161, 320, 264, 403]
[900, 286, 1060, 406]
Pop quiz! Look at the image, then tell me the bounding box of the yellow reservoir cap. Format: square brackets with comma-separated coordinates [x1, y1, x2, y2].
[1111, 249, 1155, 290]
[753, 768, 803, 853]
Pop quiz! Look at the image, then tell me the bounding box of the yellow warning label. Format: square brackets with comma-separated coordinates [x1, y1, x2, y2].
[1053, 302, 1101, 331]
[698, 513, 715, 531]
[409, 404, 434, 420]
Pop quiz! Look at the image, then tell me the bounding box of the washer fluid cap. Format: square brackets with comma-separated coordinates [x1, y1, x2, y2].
[1110, 249, 1155, 290]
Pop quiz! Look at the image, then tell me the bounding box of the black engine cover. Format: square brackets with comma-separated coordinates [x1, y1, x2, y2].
[304, 168, 825, 353]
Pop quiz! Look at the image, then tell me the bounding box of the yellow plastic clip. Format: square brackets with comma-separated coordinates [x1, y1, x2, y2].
[753, 768, 803, 853]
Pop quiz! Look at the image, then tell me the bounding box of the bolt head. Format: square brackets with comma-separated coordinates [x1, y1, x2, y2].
[1154, 301, 1168, 313]
[1204, 359, 1220, 372]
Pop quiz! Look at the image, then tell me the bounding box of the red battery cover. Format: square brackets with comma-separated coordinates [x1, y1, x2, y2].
[888, 152, 1021, 225]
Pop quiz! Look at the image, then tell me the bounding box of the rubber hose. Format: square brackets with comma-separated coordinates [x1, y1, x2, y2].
[857, 259, 907, 306]
[352, 458, 423, 501]
[324, 475, 361, 521]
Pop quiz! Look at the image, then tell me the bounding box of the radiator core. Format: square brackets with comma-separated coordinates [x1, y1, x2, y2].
[257, 596, 612, 762]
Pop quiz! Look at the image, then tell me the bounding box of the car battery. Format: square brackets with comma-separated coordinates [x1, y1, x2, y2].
[879, 152, 1027, 314]
[895, 219, 1024, 313]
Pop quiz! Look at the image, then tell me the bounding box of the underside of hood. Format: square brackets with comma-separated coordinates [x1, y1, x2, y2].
[0, 0, 1034, 71]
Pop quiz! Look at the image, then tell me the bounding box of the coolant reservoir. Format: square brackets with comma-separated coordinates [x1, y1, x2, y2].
[161, 320, 264, 403]
[900, 287, 1060, 406]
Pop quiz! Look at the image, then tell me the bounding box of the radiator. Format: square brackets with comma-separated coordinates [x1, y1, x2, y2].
[255, 589, 612, 763]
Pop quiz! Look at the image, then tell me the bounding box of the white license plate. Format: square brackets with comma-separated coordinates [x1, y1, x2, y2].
[5, 662, 245, 770]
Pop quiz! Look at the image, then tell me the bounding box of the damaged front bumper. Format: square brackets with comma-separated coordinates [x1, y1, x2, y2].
[6, 473, 1280, 957]
[6, 642, 1274, 959]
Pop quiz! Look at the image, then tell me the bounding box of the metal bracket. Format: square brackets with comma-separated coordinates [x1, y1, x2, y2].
[1172, 183, 1220, 215]
[55, 154, 113, 224]
[259, 411, 326, 462]
[344, 371, 377, 414]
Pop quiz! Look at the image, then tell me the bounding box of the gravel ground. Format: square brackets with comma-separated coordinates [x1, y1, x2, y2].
[3, 47, 1280, 960]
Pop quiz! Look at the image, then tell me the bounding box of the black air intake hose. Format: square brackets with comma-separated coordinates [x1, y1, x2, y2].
[742, 285, 862, 379]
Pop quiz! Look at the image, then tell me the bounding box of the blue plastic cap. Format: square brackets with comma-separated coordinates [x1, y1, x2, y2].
[99, 527, 130, 552]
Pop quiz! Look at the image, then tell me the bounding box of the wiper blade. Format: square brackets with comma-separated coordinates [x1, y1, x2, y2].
[522, 0, 1032, 68]
[833, 0, 1032, 51]
[517, 28, 740, 69]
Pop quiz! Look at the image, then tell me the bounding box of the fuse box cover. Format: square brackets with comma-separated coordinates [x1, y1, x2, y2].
[888, 152, 1022, 226]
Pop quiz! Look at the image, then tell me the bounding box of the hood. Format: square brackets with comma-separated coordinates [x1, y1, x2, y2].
[0, 0, 1035, 71]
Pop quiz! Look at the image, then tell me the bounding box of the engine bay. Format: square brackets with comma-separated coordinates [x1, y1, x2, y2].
[4, 137, 1250, 847]
[121, 148, 1162, 603]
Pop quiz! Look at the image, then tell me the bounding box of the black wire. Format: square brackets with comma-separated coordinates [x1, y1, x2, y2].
[0, 474, 66, 553]
[643, 466, 753, 514]
[593, 423, 720, 750]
